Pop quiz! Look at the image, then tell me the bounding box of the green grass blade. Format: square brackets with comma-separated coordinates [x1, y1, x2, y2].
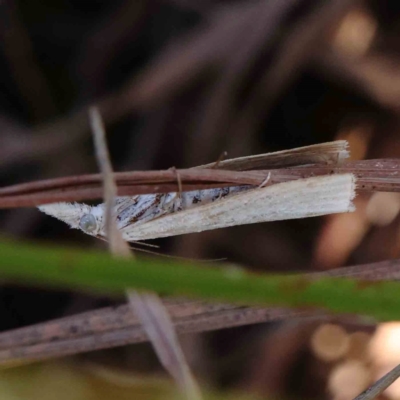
[0, 238, 398, 320]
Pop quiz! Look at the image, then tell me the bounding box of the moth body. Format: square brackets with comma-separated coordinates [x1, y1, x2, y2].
[37, 141, 356, 242]
[39, 185, 252, 240]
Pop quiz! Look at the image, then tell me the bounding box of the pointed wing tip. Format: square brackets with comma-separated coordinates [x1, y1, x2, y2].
[38, 202, 88, 229]
[38, 202, 73, 217]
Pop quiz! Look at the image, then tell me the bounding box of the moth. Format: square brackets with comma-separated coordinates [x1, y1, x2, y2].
[38, 141, 356, 241]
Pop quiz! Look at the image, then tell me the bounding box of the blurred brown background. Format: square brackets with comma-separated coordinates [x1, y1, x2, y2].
[2, 0, 400, 398]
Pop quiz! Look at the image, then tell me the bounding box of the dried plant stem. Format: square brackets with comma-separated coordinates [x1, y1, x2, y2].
[0, 305, 326, 369]
[1, 159, 400, 208]
[0, 301, 274, 350]
[89, 107, 130, 256]
[89, 107, 202, 400]
[354, 363, 400, 400]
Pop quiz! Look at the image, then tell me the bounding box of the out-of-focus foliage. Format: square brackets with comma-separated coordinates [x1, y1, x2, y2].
[0, 361, 259, 400]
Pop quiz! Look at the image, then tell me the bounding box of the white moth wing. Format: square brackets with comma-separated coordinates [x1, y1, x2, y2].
[121, 173, 356, 241]
[114, 196, 140, 214]
[38, 202, 92, 229]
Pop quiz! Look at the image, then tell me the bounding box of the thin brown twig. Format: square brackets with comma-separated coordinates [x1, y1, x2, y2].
[0, 169, 264, 196]
[1, 160, 400, 208]
[0, 140, 350, 199]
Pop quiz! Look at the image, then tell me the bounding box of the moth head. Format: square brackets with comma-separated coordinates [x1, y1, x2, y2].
[38, 202, 104, 237]
[78, 213, 98, 234]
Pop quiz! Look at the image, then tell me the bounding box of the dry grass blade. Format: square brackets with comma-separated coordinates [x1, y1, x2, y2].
[89, 107, 130, 256]
[353, 363, 400, 400]
[0, 305, 322, 369]
[89, 107, 202, 400]
[127, 291, 203, 399]
[0, 300, 237, 350]
[197, 140, 350, 170]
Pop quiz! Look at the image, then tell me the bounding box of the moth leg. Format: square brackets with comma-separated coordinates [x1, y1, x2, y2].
[210, 150, 228, 169]
[259, 172, 271, 188]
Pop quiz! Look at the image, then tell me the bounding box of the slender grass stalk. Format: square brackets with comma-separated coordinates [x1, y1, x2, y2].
[0, 238, 399, 321]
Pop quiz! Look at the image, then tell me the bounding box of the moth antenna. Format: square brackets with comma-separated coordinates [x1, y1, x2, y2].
[211, 151, 228, 169]
[130, 241, 160, 249]
[128, 245, 227, 263]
